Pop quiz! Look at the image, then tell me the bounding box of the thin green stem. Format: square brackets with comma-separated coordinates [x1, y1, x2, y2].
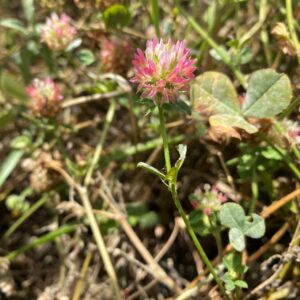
[158, 105, 171, 172]
[157, 107, 229, 299]
[170, 183, 229, 299]
[249, 169, 258, 214]
[6, 223, 76, 261]
[286, 0, 300, 66]
[84, 99, 116, 186]
[264, 135, 300, 181]
[2, 193, 49, 240]
[279, 95, 300, 120]
[150, 0, 160, 37]
[175, 0, 247, 89]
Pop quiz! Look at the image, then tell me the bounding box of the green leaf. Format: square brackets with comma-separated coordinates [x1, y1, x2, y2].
[0, 18, 28, 35]
[223, 274, 236, 291]
[209, 114, 257, 135]
[234, 280, 248, 289]
[10, 135, 32, 149]
[103, 4, 131, 29]
[66, 38, 82, 52]
[229, 227, 245, 251]
[0, 72, 29, 102]
[166, 144, 187, 184]
[175, 144, 187, 171]
[0, 109, 16, 127]
[138, 211, 160, 228]
[137, 162, 165, 180]
[220, 202, 246, 230]
[76, 49, 95, 66]
[244, 214, 266, 239]
[191, 71, 240, 115]
[0, 150, 24, 188]
[22, 0, 35, 24]
[261, 146, 283, 160]
[242, 69, 292, 118]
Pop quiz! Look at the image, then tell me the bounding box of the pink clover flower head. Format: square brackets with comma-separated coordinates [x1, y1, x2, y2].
[26, 78, 63, 117]
[190, 184, 228, 216]
[41, 13, 76, 51]
[283, 120, 300, 146]
[131, 38, 196, 103]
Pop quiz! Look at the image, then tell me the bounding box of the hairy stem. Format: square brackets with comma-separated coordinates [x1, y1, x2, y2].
[158, 106, 229, 299]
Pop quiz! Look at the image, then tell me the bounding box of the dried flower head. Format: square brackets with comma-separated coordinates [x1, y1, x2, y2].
[26, 78, 63, 117]
[131, 38, 196, 103]
[190, 184, 227, 216]
[100, 36, 134, 75]
[41, 13, 76, 51]
[272, 22, 297, 56]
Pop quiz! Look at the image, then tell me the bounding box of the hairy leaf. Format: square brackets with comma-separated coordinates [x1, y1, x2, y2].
[243, 69, 292, 118]
[191, 71, 240, 115]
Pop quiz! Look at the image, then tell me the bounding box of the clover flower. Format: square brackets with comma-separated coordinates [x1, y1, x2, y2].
[41, 13, 76, 51]
[131, 38, 196, 103]
[283, 120, 300, 146]
[190, 184, 227, 216]
[26, 78, 63, 117]
[100, 36, 134, 75]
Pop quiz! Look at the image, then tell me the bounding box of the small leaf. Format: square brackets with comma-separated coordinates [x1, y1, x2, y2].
[0, 72, 29, 102]
[0, 109, 16, 127]
[229, 227, 245, 251]
[243, 69, 292, 118]
[0, 18, 28, 35]
[76, 49, 95, 66]
[175, 144, 187, 171]
[191, 71, 240, 115]
[234, 280, 248, 289]
[0, 150, 24, 188]
[223, 274, 236, 291]
[22, 0, 35, 24]
[244, 214, 266, 239]
[66, 38, 82, 52]
[103, 4, 131, 29]
[166, 144, 187, 184]
[10, 135, 31, 149]
[137, 162, 165, 180]
[220, 202, 246, 230]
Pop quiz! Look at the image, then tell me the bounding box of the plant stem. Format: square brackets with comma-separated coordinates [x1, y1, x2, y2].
[286, 0, 300, 66]
[158, 105, 171, 172]
[157, 106, 229, 299]
[264, 135, 300, 181]
[150, 0, 160, 37]
[84, 99, 116, 186]
[249, 169, 258, 214]
[170, 183, 229, 299]
[175, 0, 247, 89]
[2, 193, 49, 240]
[6, 223, 76, 261]
[78, 186, 122, 300]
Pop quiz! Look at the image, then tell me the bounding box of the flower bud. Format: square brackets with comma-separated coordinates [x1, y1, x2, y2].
[41, 13, 76, 52]
[190, 184, 227, 216]
[26, 78, 63, 118]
